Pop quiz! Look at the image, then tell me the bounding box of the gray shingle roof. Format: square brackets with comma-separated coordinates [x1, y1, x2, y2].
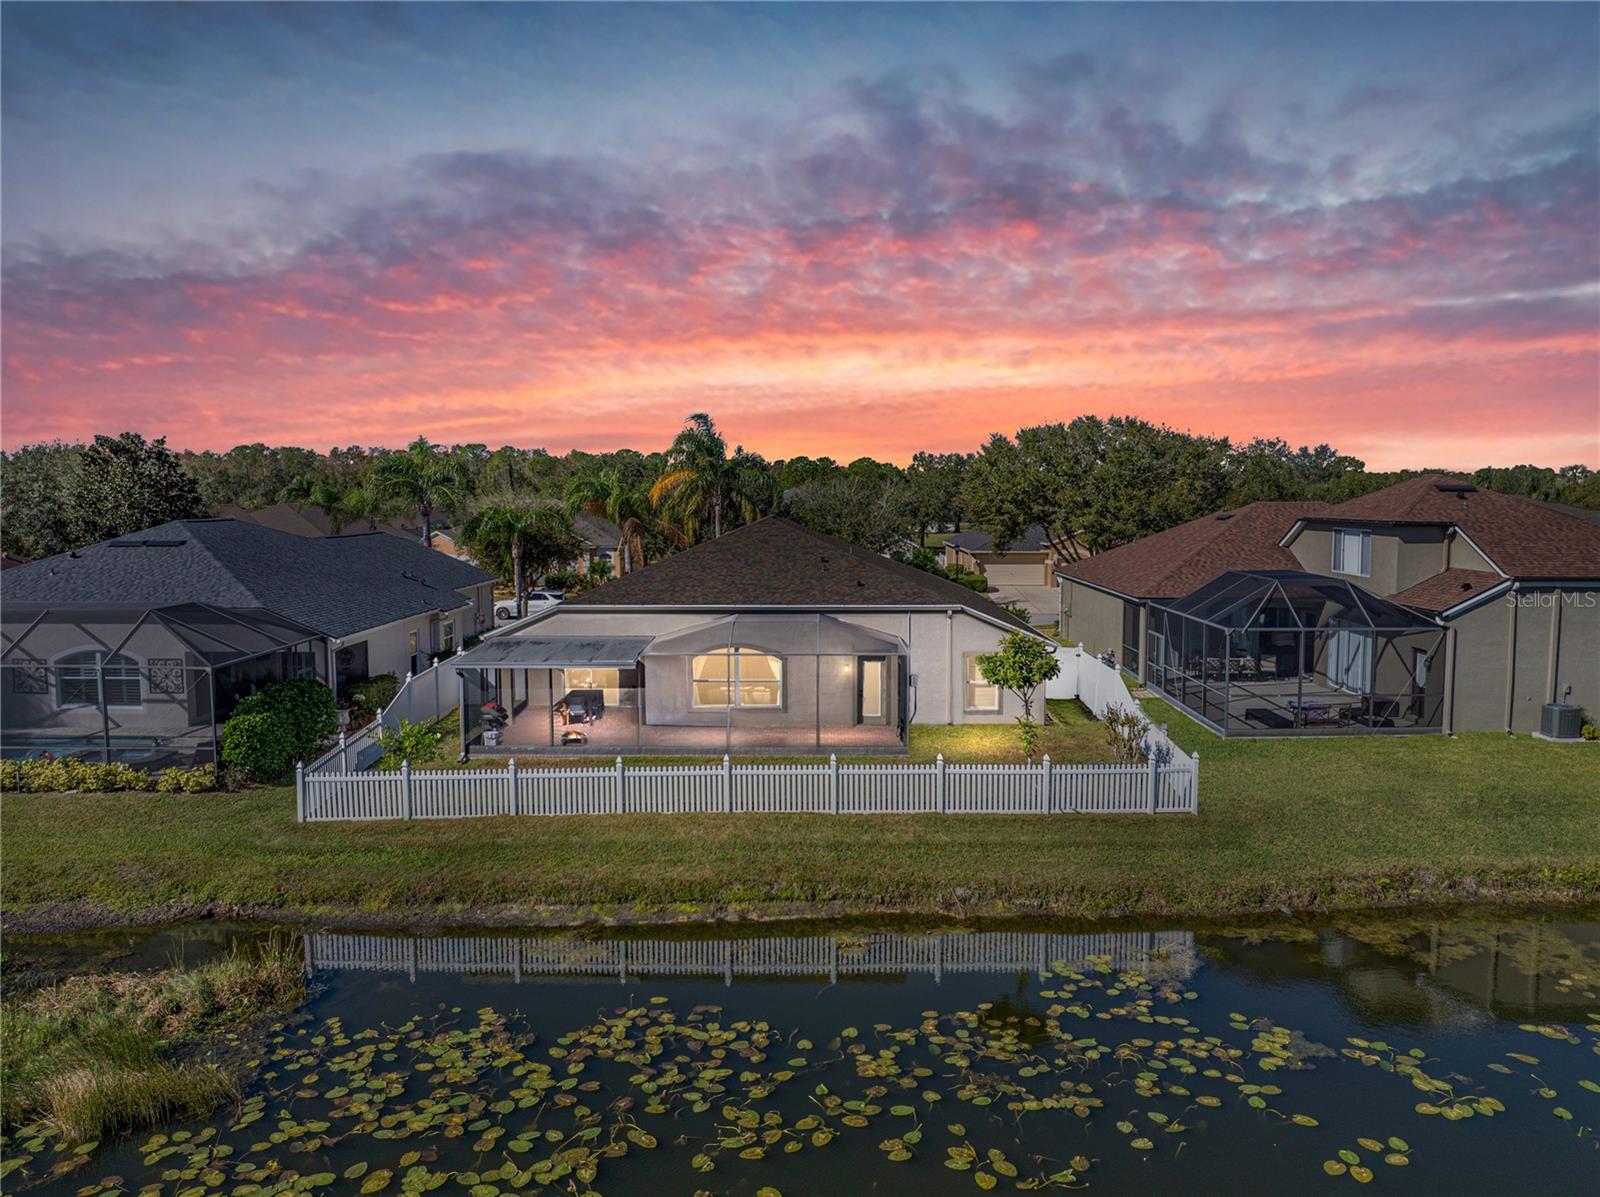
[2, 519, 496, 638]
[566, 517, 1037, 633]
[944, 524, 1052, 554]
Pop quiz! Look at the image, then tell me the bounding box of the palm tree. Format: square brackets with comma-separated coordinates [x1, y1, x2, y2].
[566, 468, 651, 575]
[373, 437, 466, 547]
[460, 502, 579, 619]
[278, 475, 349, 531]
[649, 413, 771, 542]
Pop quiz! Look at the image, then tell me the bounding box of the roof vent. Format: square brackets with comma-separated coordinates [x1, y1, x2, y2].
[1215, 513, 1234, 521]
[108, 538, 187, 548]
[1434, 483, 1477, 495]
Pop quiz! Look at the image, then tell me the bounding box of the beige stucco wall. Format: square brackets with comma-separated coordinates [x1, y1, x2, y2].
[520, 606, 1030, 726]
[1290, 522, 1447, 595]
[1059, 580, 1129, 662]
[342, 601, 475, 684]
[1446, 586, 1600, 733]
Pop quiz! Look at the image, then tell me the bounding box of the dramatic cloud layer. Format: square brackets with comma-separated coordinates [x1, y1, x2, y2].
[3, 4, 1596, 466]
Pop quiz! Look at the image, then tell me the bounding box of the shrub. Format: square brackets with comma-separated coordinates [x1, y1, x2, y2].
[344, 674, 400, 728]
[154, 765, 216, 794]
[1582, 723, 1598, 742]
[219, 710, 297, 783]
[220, 678, 335, 780]
[0, 756, 206, 794]
[229, 678, 335, 755]
[1102, 703, 1151, 765]
[943, 566, 989, 592]
[375, 719, 444, 770]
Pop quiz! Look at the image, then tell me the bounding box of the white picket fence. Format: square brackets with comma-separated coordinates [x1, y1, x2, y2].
[297, 748, 1197, 821]
[305, 928, 1198, 984]
[306, 661, 452, 776]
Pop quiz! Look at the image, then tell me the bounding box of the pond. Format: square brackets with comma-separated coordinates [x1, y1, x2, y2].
[4, 911, 1597, 1194]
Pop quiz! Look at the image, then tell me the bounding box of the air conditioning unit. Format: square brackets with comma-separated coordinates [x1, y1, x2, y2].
[1538, 703, 1583, 741]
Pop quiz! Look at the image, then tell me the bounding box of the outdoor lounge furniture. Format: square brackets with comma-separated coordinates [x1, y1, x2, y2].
[557, 689, 605, 724]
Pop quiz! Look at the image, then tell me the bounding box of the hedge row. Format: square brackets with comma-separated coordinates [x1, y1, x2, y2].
[0, 757, 216, 794]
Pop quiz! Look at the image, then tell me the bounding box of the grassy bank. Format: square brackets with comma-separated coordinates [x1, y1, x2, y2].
[4, 704, 1597, 926]
[1, 940, 304, 1148]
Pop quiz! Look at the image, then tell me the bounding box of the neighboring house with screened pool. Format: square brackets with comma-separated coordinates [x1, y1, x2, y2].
[447, 517, 1050, 756]
[1056, 476, 1600, 737]
[1, 519, 496, 768]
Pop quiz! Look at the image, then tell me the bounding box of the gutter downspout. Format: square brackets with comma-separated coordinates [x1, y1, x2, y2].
[945, 609, 955, 723]
[1441, 623, 1456, 736]
[1546, 589, 1562, 704]
[1503, 582, 1519, 734]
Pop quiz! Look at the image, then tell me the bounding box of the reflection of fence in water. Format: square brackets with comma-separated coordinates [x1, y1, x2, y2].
[306, 930, 1197, 985]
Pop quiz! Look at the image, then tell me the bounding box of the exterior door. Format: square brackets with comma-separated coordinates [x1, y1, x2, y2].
[857, 657, 887, 724]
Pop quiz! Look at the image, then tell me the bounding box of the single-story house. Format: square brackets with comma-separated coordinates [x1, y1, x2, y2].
[447, 516, 1048, 756]
[942, 524, 1086, 589]
[566, 511, 625, 579]
[220, 503, 473, 560]
[1056, 477, 1600, 737]
[1, 518, 496, 766]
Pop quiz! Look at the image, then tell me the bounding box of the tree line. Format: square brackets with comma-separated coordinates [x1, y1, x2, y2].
[3, 416, 1595, 586]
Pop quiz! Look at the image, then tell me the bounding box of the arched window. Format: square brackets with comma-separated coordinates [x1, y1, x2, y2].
[691, 647, 783, 708]
[55, 651, 141, 708]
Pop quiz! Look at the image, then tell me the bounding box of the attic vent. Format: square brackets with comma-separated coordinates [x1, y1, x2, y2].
[1434, 483, 1477, 495]
[109, 538, 188, 548]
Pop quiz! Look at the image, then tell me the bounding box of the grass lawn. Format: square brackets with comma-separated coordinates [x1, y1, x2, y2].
[5, 693, 1598, 927]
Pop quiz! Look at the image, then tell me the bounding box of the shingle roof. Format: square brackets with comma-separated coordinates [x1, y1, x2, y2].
[1389, 568, 1506, 614]
[572, 511, 622, 548]
[2, 519, 496, 638]
[1055, 502, 1330, 600]
[1314, 474, 1600, 579]
[944, 524, 1052, 554]
[565, 517, 1037, 632]
[218, 503, 426, 541]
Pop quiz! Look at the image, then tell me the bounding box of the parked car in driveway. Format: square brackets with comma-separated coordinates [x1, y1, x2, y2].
[494, 590, 564, 621]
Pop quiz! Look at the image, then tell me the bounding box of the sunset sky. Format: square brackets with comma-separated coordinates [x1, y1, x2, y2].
[3, 2, 1597, 468]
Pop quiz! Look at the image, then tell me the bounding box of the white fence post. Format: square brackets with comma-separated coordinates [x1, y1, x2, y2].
[936, 753, 946, 813]
[1191, 752, 1199, 814]
[402, 759, 413, 820]
[829, 754, 839, 814]
[295, 760, 305, 822]
[1147, 753, 1158, 814]
[405, 671, 414, 724]
[723, 754, 733, 813]
[507, 757, 518, 816]
[337, 731, 349, 774]
[615, 755, 626, 815]
[1041, 754, 1052, 814]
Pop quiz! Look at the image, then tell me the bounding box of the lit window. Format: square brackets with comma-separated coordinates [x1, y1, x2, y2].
[964, 654, 1000, 712]
[691, 648, 784, 708]
[55, 651, 141, 708]
[1332, 528, 1371, 577]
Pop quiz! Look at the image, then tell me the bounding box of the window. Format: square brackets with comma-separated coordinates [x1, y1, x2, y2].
[691, 648, 784, 708]
[964, 654, 1000, 712]
[442, 620, 456, 653]
[1332, 528, 1371, 577]
[55, 651, 141, 708]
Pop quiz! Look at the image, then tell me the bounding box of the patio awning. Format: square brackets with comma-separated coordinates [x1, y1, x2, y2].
[448, 636, 654, 671]
[643, 613, 907, 657]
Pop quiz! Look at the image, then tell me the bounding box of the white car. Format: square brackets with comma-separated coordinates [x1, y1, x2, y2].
[494, 591, 564, 621]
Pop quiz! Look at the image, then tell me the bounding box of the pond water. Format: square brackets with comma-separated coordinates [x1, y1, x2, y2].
[5, 911, 1597, 1195]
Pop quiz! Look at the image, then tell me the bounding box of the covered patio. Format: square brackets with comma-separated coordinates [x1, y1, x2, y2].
[451, 614, 910, 757]
[1144, 571, 1446, 737]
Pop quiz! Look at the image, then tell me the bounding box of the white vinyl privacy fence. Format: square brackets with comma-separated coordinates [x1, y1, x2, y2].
[307, 662, 452, 776]
[297, 748, 1196, 822]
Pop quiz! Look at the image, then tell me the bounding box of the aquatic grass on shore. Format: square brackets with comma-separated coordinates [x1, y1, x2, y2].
[0, 938, 303, 1143]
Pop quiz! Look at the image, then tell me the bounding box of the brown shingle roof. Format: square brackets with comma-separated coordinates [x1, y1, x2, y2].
[1317, 474, 1600, 579]
[566, 517, 1037, 632]
[1389, 568, 1505, 613]
[1055, 502, 1330, 600]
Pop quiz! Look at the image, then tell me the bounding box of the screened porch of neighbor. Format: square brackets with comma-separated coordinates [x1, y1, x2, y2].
[452, 615, 909, 756]
[1143, 571, 1447, 737]
[1, 603, 328, 768]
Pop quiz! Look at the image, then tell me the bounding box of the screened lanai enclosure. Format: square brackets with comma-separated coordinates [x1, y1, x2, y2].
[1144, 571, 1447, 737]
[452, 614, 910, 756]
[1, 603, 328, 767]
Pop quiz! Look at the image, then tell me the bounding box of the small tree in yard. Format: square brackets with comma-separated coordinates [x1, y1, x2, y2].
[1103, 704, 1151, 765]
[976, 632, 1061, 763]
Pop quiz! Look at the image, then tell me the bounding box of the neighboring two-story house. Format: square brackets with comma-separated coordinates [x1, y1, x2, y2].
[1057, 477, 1600, 736]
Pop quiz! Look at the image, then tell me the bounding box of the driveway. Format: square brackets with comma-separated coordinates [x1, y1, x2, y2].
[987, 583, 1059, 622]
